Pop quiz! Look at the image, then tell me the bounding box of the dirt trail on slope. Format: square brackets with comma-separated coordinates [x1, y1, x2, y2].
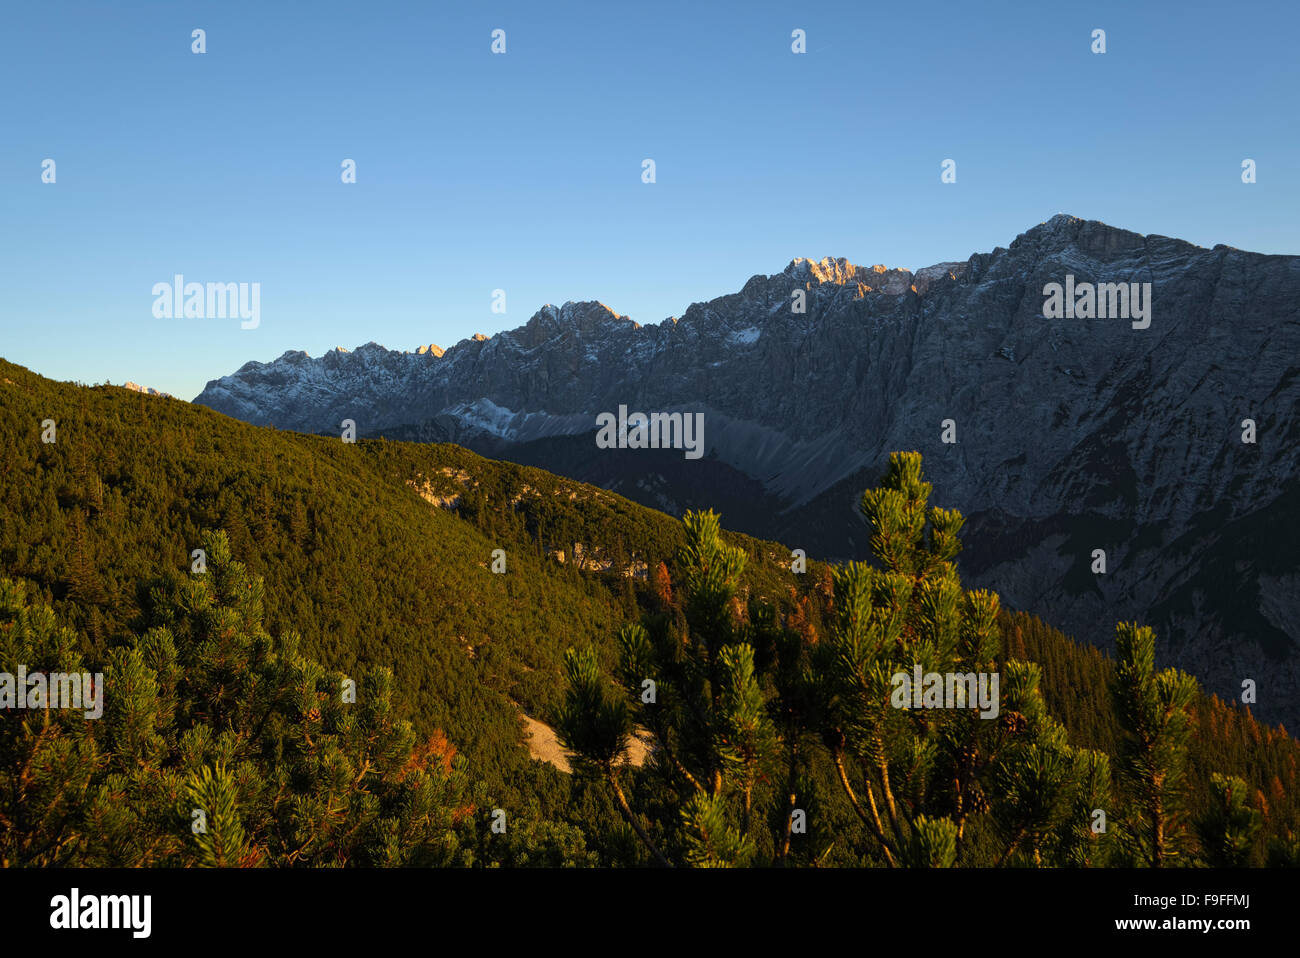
[519, 711, 650, 773]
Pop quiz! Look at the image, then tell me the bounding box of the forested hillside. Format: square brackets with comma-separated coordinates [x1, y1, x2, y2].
[0, 357, 815, 864]
[1, 358, 1296, 866]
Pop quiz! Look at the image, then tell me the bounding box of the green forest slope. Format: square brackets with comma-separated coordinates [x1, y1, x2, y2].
[1, 357, 1296, 866]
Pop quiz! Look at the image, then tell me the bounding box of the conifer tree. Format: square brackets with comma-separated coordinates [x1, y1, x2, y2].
[1196, 773, 1262, 867]
[1111, 622, 1199, 867]
[814, 453, 1111, 867]
[554, 644, 668, 865]
[557, 510, 788, 866]
[0, 531, 479, 867]
[814, 453, 984, 865]
[0, 579, 102, 867]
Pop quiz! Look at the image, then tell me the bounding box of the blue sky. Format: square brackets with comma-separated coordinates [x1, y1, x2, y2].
[2, 0, 1296, 401]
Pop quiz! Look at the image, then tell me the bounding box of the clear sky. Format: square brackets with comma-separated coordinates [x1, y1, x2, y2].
[2, 0, 1296, 401]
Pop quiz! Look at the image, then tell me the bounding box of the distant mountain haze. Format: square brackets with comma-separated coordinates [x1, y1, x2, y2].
[194, 215, 1300, 725]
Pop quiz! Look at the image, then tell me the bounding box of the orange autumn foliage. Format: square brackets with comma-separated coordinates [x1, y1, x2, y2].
[395, 729, 458, 782]
[654, 561, 673, 607]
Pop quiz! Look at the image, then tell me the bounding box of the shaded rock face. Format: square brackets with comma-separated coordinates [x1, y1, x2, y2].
[195, 215, 1300, 726]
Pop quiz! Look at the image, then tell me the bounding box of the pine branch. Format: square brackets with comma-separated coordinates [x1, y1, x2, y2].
[996, 824, 1028, 866]
[832, 748, 896, 867]
[877, 757, 907, 846]
[607, 768, 672, 868]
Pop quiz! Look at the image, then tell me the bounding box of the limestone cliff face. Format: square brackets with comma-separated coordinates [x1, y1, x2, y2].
[195, 215, 1300, 724]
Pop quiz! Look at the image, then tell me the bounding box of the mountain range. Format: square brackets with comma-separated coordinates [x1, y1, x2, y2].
[194, 215, 1300, 725]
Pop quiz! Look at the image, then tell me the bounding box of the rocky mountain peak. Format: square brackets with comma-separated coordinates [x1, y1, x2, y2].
[786, 256, 866, 285]
[1010, 213, 1156, 259]
[122, 381, 173, 398]
[783, 255, 961, 297]
[513, 300, 638, 348]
